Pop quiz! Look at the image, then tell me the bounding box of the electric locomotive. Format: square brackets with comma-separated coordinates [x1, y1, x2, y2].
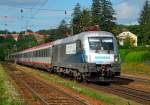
[52, 31, 121, 82]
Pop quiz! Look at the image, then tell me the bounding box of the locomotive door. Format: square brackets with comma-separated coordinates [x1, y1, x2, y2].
[52, 45, 61, 67]
[57, 45, 61, 64]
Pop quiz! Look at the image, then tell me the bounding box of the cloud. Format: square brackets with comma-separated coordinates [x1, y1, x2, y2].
[114, 0, 150, 25]
[115, 2, 134, 19]
[0, 0, 47, 7]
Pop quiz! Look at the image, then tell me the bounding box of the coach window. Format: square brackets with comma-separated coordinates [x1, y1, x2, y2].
[36, 51, 38, 57]
[37, 50, 39, 57]
[44, 49, 46, 57]
[49, 48, 51, 56]
[34, 51, 36, 57]
[41, 50, 43, 57]
[47, 49, 48, 56]
[33, 51, 35, 57]
[39, 50, 41, 57]
[42, 50, 44, 57]
[45, 49, 47, 57]
[43, 49, 45, 57]
[45, 49, 48, 57]
[40, 50, 42, 57]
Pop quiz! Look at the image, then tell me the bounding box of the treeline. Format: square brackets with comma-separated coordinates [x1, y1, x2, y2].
[39, 0, 150, 45]
[0, 37, 16, 60]
[39, 0, 116, 42]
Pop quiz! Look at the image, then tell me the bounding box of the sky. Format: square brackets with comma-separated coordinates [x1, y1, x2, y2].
[0, 0, 149, 32]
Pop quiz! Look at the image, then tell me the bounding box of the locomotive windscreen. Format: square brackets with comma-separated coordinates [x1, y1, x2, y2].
[88, 37, 114, 52]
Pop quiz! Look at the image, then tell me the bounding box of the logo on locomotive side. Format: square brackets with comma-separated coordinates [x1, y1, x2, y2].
[95, 56, 111, 59]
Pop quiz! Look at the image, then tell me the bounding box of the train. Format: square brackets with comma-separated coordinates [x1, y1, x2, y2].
[10, 31, 121, 82]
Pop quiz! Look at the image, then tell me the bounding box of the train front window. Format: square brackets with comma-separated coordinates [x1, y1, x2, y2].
[89, 37, 114, 52]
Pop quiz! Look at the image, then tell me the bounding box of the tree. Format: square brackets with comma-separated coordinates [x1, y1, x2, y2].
[139, 0, 150, 25]
[26, 29, 33, 32]
[100, 0, 116, 31]
[0, 36, 16, 60]
[72, 3, 82, 34]
[91, 0, 101, 25]
[91, 0, 116, 31]
[16, 34, 38, 51]
[57, 19, 70, 37]
[80, 9, 92, 31]
[45, 35, 59, 42]
[138, 0, 150, 45]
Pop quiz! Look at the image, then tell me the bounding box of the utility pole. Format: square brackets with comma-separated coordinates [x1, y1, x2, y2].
[20, 9, 23, 18]
[64, 10, 73, 35]
[4, 16, 8, 36]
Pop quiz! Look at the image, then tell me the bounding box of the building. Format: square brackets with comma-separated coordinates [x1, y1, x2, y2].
[117, 31, 138, 47]
[11, 34, 19, 41]
[0, 34, 19, 41]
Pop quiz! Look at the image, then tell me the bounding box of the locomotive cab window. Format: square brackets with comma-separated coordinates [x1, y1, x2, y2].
[76, 40, 82, 51]
[89, 37, 114, 52]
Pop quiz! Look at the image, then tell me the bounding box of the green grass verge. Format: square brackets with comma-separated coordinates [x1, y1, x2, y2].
[0, 63, 23, 105]
[122, 62, 150, 78]
[16, 65, 141, 105]
[119, 48, 150, 62]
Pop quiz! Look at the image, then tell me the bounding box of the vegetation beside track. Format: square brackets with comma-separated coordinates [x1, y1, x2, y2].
[122, 62, 150, 78]
[119, 47, 150, 63]
[14, 64, 141, 105]
[0, 63, 22, 105]
[120, 47, 150, 78]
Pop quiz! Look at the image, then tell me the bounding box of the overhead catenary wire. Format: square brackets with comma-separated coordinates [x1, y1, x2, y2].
[18, 0, 48, 32]
[0, 0, 131, 32]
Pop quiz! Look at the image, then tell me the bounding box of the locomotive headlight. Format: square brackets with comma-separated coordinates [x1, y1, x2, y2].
[114, 56, 118, 62]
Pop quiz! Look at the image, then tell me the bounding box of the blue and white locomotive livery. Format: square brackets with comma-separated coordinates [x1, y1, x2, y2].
[10, 31, 121, 82]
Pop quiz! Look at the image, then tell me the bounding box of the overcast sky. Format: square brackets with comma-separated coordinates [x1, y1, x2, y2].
[0, 0, 149, 32]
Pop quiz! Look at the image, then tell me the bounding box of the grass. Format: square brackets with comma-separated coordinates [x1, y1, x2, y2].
[15, 64, 141, 105]
[120, 47, 150, 78]
[119, 48, 150, 62]
[0, 63, 23, 105]
[122, 62, 150, 78]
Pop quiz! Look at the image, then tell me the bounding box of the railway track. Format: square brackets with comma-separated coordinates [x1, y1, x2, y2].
[119, 75, 150, 84]
[5, 65, 87, 105]
[4, 63, 150, 105]
[86, 83, 150, 105]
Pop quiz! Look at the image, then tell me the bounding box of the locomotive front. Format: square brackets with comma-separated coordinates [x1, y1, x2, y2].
[82, 32, 121, 80]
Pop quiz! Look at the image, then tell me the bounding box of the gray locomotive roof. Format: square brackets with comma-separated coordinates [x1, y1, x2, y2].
[54, 31, 114, 45]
